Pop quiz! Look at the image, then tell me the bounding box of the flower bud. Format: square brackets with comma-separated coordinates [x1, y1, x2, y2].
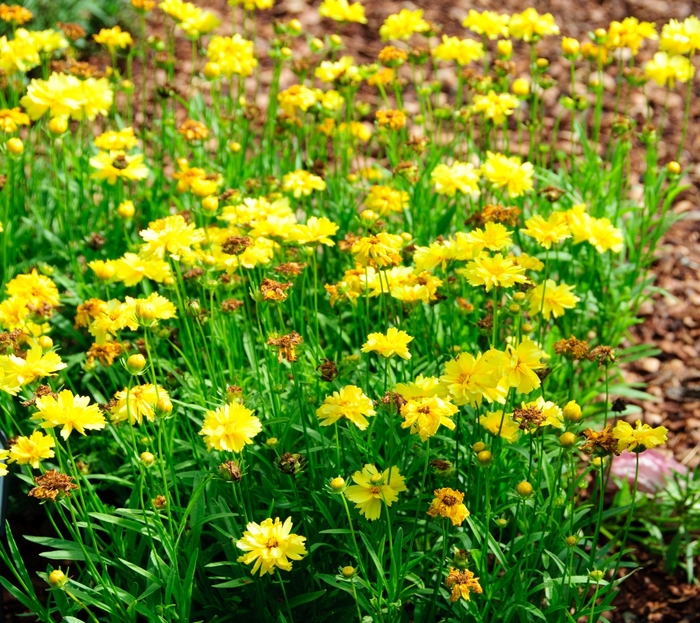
[477, 450, 492, 465]
[497, 40, 513, 59]
[229, 141, 242, 152]
[6, 137, 24, 154]
[126, 353, 146, 374]
[140, 451, 155, 466]
[472, 441, 486, 453]
[202, 196, 219, 213]
[521, 322, 534, 333]
[513, 292, 526, 302]
[330, 476, 346, 491]
[203, 62, 221, 79]
[48, 570, 68, 588]
[559, 432, 576, 447]
[310, 38, 324, 52]
[330, 34, 342, 46]
[266, 437, 278, 448]
[509, 304, 520, 313]
[667, 161, 681, 175]
[565, 535, 579, 547]
[512, 78, 530, 97]
[289, 19, 302, 33]
[156, 397, 173, 415]
[495, 517, 508, 528]
[517, 481, 533, 497]
[562, 400, 582, 422]
[49, 117, 68, 134]
[281, 46, 293, 58]
[536, 58, 549, 69]
[117, 200, 135, 219]
[341, 565, 355, 578]
[37, 336, 53, 350]
[589, 569, 605, 582]
[561, 37, 580, 58]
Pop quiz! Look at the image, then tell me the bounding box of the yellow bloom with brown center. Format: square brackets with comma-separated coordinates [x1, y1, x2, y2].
[236, 517, 307, 576]
[317, 385, 376, 430]
[352, 232, 403, 268]
[445, 567, 483, 602]
[427, 488, 469, 526]
[33, 389, 105, 439]
[440, 350, 507, 407]
[460, 253, 529, 292]
[6, 269, 60, 309]
[503, 338, 545, 394]
[344, 464, 407, 520]
[362, 327, 413, 360]
[400, 396, 458, 441]
[90, 151, 149, 185]
[1, 343, 66, 393]
[8, 430, 55, 468]
[199, 403, 262, 452]
[139, 214, 205, 260]
[613, 420, 668, 453]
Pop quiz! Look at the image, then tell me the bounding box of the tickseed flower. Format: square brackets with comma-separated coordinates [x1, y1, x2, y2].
[660, 17, 700, 56]
[521, 213, 571, 249]
[0, 4, 33, 25]
[110, 384, 170, 425]
[379, 9, 429, 41]
[362, 328, 413, 360]
[129, 292, 177, 325]
[376, 109, 406, 130]
[94, 127, 138, 151]
[431, 162, 480, 197]
[282, 170, 327, 198]
[508, 8, 560, 42]
[0, 449, 8, 477]
[199, 403, 262, 452]
[440, 351, 506, 407]
[432, 36, 484, 65]
[445, 567, 483, 602]
[0, 108, 29, 133]
[472, 91, 520, 125]
[503, 338, 545, 394]
[278, 84, 317, 115]
[32, 389, 105, 439]
[466, 222, 513, 253]
[365, 185, 409, 216]
[228, 0, 274, 10]
[462, 10, 509, 39]
[607, 17, 657, 54]
[179, 7, 220, 39]
[344, 464, 407, 520]
[5, 269, 60, 309]
[613, 420, 668, 453]
[481, 152, 534, 197]
[479, 410, 519, 443]
[352, 232, 403, 268]
[90, 151, 149, 184]
[587, 218, 623, 253]
[316, 385, 376, 430]
[400, 396, 458, 441]
[207, 35, 257, 77]
[21, 73, 113, 121]
[1, 343, 66, 393]
[460, 253, 529, 291]
[519, 396, 563, 429]
[139, 214, 205, 259]
[427, 488, 469, 526]
[93, 26, 133, 52]
[319, 0, 366, 23]
[113, 253, 172, 286]
[8, 430, 55, 468]
[315, 56, 355, 82]
[527, 280, 580, 320]
[644, 52, 695, 87]
[178, 118, 209, 141]
[236, 518, 307, 578]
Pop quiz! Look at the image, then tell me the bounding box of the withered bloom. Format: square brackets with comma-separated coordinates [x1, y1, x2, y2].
[57, 22, 86, 40]
[221, 298, 244, 313]
[21, 384, 58, 408]
[222, 236, 252, 255]
[0, 329, 22, 355]
[182, 267, 205, 281]
[274, 262, 306, 277]
[267, 332, 303, 363]
[260, 278, 293, 302]
[539, 186, 565, 202]
[338, 233, 359, 252]
[581, 426, 619, 457]
[153, 495, 167, 509]
[86, 342, 123, 367]
[588, 346, 616, 366]
[378, 391, 406, 410]
[29, 470, 78, 502]
[219, 460, 242, 482]
[317, 359, 338, 382]
[554, 336, 589, 360]
[512, 406, 545, 430]
[276, 452, 304, 477]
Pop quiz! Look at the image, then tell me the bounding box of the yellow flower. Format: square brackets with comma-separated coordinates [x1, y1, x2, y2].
[527, 279, 579, 320]
[33, 389, 105, 439]
[139, 214, 205, 259]
[344, 464, 407, 520]
[88, 259, 116, 281]
[564, 203, 592, 244]
[128, 293, 177, 325]
[400, 396, 457, 441]
[236, 517, 307, 576]
[352, 232, 403, 268]
[379, 9, 429, 41]
[288, 217, 339, 246]
[644, 52, 694, 87]
[446, 567, 483, 602]
[508, 8, 560, 42]
[2, 343, 66, 390]
[8, 430, 55, 468]
[432, 35, 484, 65]
[94, 127, 138, 151]
[376, 109, 406, 130]
[93, 26, 133, 51]
[5, 269, 60, 308]
[180, 8, 220, 39]
[113, 253, 172, 286]
[587, 218, 623, 253]
[207, 35, 257, 78]
[607, 17, 657, 54]
[315, 56, 355, 82]
[462, 10, 509, 40]
[338, 121, 372, 142]
[0, 449, 7, 476]
[431, 162, 480, 197]
[481, 152, 533, 198]
[503, 338, 545, 394]
[466, 222, 513, 253]
[0, 107, 29, 133]
[427, 488, 469, 526]
[228, 0, 274, 10]
[660, 17, 700, 56]
[479, 410, 519, 443]
[21, 74, 113, 120]
[394, 374, 443, 400]
[110, 384, 169, 425]
[316, 385, 376, 430]
[199, 403, 262, 452]
[365, 185, 409, 216]
[472, 90, 520, 124]
[90, 151, 149, 184]
[319, 0, 366, 23]
[521, 213, 570, 249]
[0, 4, 33, 24]
[278, 84, 318, 116]
[613, 420, 668, 453]
[362, 328, 413, 360]
[282, 170, 327, 198]
[88, 299, 138, 344]
[440, 351, 507, 407]
[517, 396, 563, 429]
[460, 253, 528, 291]
[159, 0, 199, 21]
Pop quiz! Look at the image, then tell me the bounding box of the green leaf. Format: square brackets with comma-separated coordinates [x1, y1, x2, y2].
[286, 589, 326, 609]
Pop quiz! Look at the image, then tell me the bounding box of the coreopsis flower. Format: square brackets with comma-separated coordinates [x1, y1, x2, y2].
[581, 425, 618, 456]
[379, 9, 429, 41]
[0, 108, 29, 133]
[282, 170, 327, 198]
[440, 351, 507, 407]
[352, 232, 403, 268]
[479, 410, 519, 443]
[86, 342, 124, 367]
[432, 35, 484, 65]
[139, 214, 205, 259]
[0, 3, 33, 25]
[178, 119, 209, 141]
[344, 464, 407, 520]
[228, 0, 274, 10]
[32, 389, 105, 439]
[90, 151, 149, 184]
[462, 10, 509, 39]
[376, 109, 406, 130]
[199, 403, 262, 452]
[112, 253, 172, 286]
[365, 185, 409, 216]
[88, 260, 116, 281]
[481, 152, 534, 197]
[129, 293, 177, 325]
[528, 280, 579, 320]
[587, 218, 623, 253]
[0, 449, 7, 477]
[179, 7, 220, 38]
[132, 0, 157, 11]
[316, 385, 376, 430]
[507, 8, 560, 42]
[278, 84, 317, 115]
[110, 384, 169, 425]
[445, 567, 483, 602]
[288, 217, 339, 246]
[394, 374, 443, 400]
[267, 332, 303, 362]
[472, 91, 520, 124]
[31, 29, 69, 53]
[362, 328, 413, 360]
[159, 0, 198, 21]
[460, 253, 529, 291]
[427, 488, 469, 526]
[206, 35, 257, 78]
[660, 17, 700, 56]
[337, 121, 372, 141]
[431, 162, 480, 197]
[613, 420, 668, 453]
[5, 269, 60, 309]
[378, 45, 407, 66]
[28, 470, 78, 501]
[88, 299, 139, 344]
[606, 17, 657, 54]
[236, 517, 307, 576]
[518, 396, 563, 429]
[521, 213, 570, 249]
[319, 0, 366, 23]
[315, 56, 356, 82]
[1, 343, 66, 391]
[465, 222, 513, 253]
[644, 52, 695, 87]
[8, 430, 55, 468]
[94, 127, 138, 151]
[400, 396, 458, 441]
[93, 26, 133, 52]
[503, 338, 545, 394]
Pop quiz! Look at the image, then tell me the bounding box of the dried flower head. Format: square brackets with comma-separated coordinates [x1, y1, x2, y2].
[445, 567, 483, 602]
[260, 278, 293, 302]
[276, 452, 305, 477]
[222, 236, 252, 255]
[580, 425, 619, 457]
[554, 336, 589, 360]
[588, 345, 616, 366]
[267, 332, 303, 362]
[317, 358, 339, 382]
[512, 405, 546, 430]
[28, 470, 78, 502]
